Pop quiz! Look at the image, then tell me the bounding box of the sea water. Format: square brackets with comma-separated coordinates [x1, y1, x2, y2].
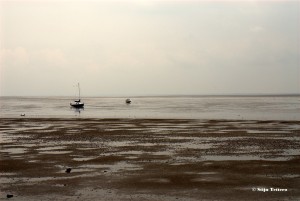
[0, 95, 299, 120]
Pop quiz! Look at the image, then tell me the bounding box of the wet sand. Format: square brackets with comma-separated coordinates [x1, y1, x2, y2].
[0, 118, 299, 200]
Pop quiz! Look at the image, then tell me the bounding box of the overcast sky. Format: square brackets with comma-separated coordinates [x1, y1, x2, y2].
[0, 0, 299, 96]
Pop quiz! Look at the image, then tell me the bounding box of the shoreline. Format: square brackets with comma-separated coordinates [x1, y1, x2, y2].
[1, 118, 300, 200]
[1, 117, 300, 122]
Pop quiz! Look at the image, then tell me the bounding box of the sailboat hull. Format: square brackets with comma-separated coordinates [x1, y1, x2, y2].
[70, 102, 84, 108]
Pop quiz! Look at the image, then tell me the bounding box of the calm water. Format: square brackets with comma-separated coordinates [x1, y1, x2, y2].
[0, 96, 299, 120]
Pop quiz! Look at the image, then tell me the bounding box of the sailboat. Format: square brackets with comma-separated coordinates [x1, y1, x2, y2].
[70, 83, 84, 108]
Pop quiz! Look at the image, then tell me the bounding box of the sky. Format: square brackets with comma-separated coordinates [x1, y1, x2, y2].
[0, 0, 299, 96]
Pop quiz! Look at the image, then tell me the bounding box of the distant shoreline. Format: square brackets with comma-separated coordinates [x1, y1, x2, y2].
[1, 94, 300, 98]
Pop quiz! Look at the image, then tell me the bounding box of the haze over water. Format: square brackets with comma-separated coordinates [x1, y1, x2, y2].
[1, 1, 299, 97]
[0, 95, 299, 120]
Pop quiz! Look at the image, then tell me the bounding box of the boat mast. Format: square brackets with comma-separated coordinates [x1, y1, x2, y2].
[78, 83, 81, 101]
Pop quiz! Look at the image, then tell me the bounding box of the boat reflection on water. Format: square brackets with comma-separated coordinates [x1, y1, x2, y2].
[71, 107, 84, 116]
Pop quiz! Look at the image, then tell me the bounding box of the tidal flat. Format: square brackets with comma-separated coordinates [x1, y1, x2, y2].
[0, 118, 299, 200]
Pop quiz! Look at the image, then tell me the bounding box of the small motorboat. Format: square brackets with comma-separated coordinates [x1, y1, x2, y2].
[125, 98, 132, 104]
[70, 83, 84, 108]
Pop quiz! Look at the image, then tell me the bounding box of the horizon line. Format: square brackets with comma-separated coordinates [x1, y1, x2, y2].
[1, 93, 300, 98]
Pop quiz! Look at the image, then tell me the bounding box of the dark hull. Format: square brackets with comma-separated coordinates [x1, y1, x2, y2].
[70, 103, 84, 108]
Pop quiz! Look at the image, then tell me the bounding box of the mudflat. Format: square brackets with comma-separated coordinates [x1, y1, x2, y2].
[0, 118, 299, 200]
